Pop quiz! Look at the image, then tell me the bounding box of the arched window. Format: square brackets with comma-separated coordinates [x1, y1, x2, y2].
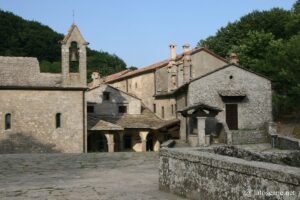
[69, 41, 79, 72]
[5, 113, 11, 130]
[56, 113, 61, 128]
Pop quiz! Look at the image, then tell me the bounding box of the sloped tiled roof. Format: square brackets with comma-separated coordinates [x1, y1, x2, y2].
[88, 107, 179, 130]
[88, 116, 124, 131]
[103, 47, 228, 84]
[0, 56, 63, 88]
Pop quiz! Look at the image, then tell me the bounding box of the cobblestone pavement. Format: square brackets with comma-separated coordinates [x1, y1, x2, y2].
[0, 152, 184, 200]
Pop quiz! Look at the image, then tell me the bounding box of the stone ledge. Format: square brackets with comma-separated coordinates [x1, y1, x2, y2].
[160, 148, 300, 186]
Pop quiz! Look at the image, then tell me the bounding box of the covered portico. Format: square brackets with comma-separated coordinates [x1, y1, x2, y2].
[177, 102, 223, 146]
[87, 107, 179, 152]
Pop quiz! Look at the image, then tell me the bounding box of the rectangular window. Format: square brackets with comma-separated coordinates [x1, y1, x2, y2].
[103, 92, 110, 101]
[162, 106, 165, 119]
[171, 105, 174, 115]
[5, 113, 11, 130]
[87, 106, 94, 113]
[119, 106, 127, 114]
[153, 104, 156, 113]
[56, 113, 61, 128]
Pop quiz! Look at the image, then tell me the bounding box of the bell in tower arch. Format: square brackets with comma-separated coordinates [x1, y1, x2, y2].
[69, 41, 79, 62]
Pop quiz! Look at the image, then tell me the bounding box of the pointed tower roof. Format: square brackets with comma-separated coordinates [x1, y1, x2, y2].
[60, 23, 89, 45]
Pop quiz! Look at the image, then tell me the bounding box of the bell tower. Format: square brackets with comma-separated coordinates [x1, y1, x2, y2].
[61, 23, 88, 87]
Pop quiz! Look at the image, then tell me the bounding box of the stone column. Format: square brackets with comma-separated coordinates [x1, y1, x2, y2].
[139, 131, 149, 152]
[197, 117, 206, 146]
[154, 140, 160, 152]
[104, 133, 115, 153]
[179, 115, 187, 142]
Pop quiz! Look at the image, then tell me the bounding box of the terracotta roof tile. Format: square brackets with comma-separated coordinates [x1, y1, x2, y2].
[103, 47, 228, 83]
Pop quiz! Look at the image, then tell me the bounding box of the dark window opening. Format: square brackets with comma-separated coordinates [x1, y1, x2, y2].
[119, 106, 127, 114]
[69, 41, 79, 72]
[153, 104, 156, 113]
[171, 105, 174, 115]
[56, 113, 61, 128]
[162, 106, 165, 119]
[135, 82, 138, 89]
[87, 106, 94, 113]
[103, 92, 110, 101]
[5, 113, 11, 130]
[229, 75, 233, 79]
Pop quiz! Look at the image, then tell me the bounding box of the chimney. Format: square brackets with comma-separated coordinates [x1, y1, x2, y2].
[91, 71, 101, 87]
[229, 53, 239, 64]
[182, 43, 190, 54]
[169, 44, 176, 61]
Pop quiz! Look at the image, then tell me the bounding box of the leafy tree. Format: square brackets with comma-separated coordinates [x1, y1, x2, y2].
[198, 1, 300, 116]
[0, 10, 127, 78]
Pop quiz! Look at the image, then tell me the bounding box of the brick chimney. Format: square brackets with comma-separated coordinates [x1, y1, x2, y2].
[91, 71, 101, 87]
[229, 53, 239, 64]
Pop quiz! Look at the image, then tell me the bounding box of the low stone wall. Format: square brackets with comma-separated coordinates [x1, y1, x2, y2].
[272, 135, 300, 150]
[231, 130, 268, 145]
[159, 148, 300, 200]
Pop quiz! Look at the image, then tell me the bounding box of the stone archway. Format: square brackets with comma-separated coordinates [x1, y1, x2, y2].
[146, 132, 154, 151]
[87, 132, 108, 152]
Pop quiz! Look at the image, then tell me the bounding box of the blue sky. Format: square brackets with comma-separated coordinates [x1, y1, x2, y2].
[0, 0, 296, 68]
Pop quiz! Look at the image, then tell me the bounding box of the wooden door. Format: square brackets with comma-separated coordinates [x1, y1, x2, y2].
[226, 104, 238, 130]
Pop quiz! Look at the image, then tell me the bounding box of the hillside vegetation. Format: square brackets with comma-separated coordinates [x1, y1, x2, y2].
[198, 1, 300, 117]
[0, 10, 127, 80]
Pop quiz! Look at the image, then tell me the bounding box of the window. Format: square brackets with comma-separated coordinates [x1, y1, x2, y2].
[5, 113, 11, 130]
[171, 105, 174, 115]
[103, 92, 110, 101]
[87, 105, 94, 113]
[161, 106, 165, 119]
[153, 104, 156, 113]
[56, 113, 61, 128]
[119, 106, 127, 114]
[135, 82, 138, 89]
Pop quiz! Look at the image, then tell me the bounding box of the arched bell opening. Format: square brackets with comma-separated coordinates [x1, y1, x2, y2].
[69, 41, 79, 72]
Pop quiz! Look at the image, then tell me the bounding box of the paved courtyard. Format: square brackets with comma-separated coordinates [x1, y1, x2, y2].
[0, 152, 184, 200]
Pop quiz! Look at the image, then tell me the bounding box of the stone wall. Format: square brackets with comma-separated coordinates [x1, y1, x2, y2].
[86, 84, 141, 116]
[231, 130, 268, 145]
[191, 50, 227, 79]
[110, 72, 155, 112]
[273, 135, 300, 150]
[188, 65, 272, 129]
[0, 90, 85, 153]
[159, 148, 300, 200]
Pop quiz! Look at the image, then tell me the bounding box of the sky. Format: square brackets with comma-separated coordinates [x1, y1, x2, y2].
[0, 0, 296, 68]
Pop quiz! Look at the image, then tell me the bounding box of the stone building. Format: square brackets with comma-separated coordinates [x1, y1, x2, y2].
[0, 24, 88, 153]
[86, 82, 178, 152]
[99, 45, 273, 147]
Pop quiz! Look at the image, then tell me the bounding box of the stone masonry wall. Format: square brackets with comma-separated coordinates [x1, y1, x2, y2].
[86, 85, 141, 116]
[188, 65, 272, 129]
[159, 148, 300, 200]
[0, 90, 84, 153]
[231, 130, 268, 145]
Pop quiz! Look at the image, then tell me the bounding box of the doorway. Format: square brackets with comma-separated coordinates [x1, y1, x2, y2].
[226, 104, 238, 130]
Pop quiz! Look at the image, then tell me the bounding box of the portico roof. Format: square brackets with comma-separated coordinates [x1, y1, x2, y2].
[87, 107, 179, 131]
[177, 102, 223, 117]
[218, 90, 246, 97]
